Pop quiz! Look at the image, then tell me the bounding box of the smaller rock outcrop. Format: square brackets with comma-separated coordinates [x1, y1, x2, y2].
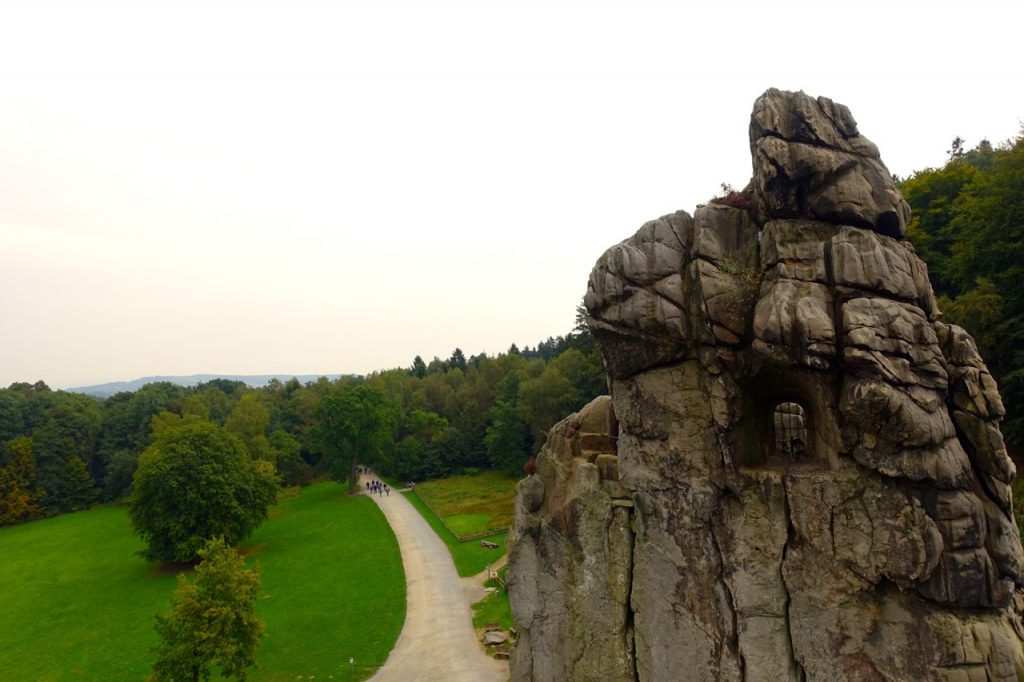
[506, 396, 634, 682]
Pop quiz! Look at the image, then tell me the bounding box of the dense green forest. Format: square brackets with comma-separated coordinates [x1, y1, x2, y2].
[0, 327, 604, 526]
[900, 130, 1024, 449]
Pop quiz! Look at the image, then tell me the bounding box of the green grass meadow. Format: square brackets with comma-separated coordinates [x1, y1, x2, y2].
[402, 470, 515, 578]
[412, 470, 517, 538]
[0, 482, 404, 681]
[0, 505, 172, 681]
[471, 567, 513, 632]
[402, 489, 506, 577]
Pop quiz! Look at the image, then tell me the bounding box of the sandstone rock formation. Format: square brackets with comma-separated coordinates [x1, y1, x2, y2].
[751, 88, 912, 238]
[507, 89, 1024, 681]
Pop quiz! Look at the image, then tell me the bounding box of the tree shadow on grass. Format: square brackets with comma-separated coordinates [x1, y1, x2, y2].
[146, 560, 196, 578]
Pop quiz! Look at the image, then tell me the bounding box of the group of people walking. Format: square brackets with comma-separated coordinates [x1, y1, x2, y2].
[357, 465, 390, 497]
[367, 479, 390, 497]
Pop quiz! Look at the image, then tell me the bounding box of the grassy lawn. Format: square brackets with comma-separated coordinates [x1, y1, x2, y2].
[412, 470, 518, 538]
[0, 505, 175, 681]
[0, 481, 403, 681]
[402, 490, 507, 577]
[471, 568, 513, 632]
[241, 482, 405, 680]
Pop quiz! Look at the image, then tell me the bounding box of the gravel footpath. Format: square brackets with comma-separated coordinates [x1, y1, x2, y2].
[362, 476, 508, 682]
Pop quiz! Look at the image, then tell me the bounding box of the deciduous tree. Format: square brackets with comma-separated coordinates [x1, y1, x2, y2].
[149, 537, 263, 682]
[0, 437, 41, 525]
[225, 393, 273, 461]
[268, 429, 307, 486]
[486, 374, 532, 474]
[130, 423, 278, 563]
[312, 383, 397, 494]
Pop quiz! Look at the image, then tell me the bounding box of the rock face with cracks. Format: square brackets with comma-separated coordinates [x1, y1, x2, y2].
[507, 89, 1024, 681]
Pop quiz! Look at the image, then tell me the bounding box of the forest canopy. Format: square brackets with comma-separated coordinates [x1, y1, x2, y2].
[900, 130, 1024, 446]
[0, 327, 604, 526]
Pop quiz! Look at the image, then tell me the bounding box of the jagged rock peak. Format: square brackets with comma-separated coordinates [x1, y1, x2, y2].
[750, 88, 912, 238]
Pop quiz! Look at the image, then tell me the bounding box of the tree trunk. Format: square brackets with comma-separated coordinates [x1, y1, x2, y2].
[348, 456, 358, 495]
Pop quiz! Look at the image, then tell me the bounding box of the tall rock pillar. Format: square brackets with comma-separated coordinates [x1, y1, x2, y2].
[507, 88, 1024, 681]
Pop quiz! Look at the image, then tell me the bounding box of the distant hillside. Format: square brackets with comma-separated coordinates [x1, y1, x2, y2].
[67, 374, 343, 398]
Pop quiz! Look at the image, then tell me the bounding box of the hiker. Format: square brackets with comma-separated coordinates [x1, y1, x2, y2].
[384, 485, 389, 497]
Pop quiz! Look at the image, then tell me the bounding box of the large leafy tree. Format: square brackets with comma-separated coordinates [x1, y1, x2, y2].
[518, 364, 580, 449]
[901, 159, 978, 296]
[0, 437, 41, 525]
[392, 409, 451, 481]
[130, 422, 278, 563]
[263, 378, 300, 432]
[30, 392, 102, 514]
[312, 383, 397, 494]
[225, 392, 273, 461]
[549, 348, 606, 403]
[486, 373, 532, 474]
[102, 448, 138, 500]
[268, 429, 308, 486]
[63, 455, 98, 511]
[98, 382, 188, 457]
[150, 537, 263, 682]
[0, 389, 27, 443]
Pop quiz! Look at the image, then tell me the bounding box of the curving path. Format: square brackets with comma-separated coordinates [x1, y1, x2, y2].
[362, 474, 508, 682]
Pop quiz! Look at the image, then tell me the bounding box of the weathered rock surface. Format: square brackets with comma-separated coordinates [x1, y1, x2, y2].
[751, 88, 912, 238]
[506, 396, 634, 681]
[508, 89, 1024, 681]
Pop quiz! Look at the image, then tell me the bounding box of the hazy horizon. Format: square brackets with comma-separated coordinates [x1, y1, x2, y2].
[3, 0, 1022, 388]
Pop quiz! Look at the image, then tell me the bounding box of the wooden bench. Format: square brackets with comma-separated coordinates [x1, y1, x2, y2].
[479, 540, 499, 549]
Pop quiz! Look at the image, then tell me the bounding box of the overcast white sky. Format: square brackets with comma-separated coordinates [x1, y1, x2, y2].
[1, 0, 1022, 388]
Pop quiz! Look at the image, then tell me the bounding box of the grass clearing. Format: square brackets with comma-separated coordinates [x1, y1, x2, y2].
[402, 490, 506, 577]
[412, 470, 518, 538]
[0, 481, 403, 681]
[445, 513, 492, 536]
[471, 568, 513, 632]
[240, 482, 405, 680]
[0, 505, 174, 681]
